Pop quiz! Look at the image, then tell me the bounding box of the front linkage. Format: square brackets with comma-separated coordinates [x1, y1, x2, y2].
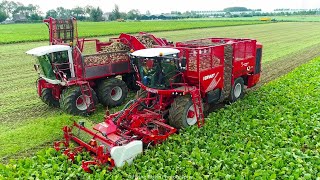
[54, 98, 177, 172]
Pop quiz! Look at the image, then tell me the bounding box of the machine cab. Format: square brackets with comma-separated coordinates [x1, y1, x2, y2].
[131, 48, 181, 89]
[26, 45, 75, 84]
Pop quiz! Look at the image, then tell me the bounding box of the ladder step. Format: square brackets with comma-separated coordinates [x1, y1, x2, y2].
[78, 83, 95, 113]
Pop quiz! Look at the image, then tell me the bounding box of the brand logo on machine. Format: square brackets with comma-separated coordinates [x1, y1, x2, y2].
[241, 62, 249, 67]
[203, 73, 216, 81]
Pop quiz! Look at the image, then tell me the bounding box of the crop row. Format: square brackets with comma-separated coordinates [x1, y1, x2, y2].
[1, 22, 320, 161]
[0, 20, 265, 44]
[1, 56, 319, 179]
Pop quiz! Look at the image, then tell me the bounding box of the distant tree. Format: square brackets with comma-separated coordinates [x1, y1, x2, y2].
[71, 7, 85, 20]
[84, 5, 94, 14]
[127, 9, 140, 20]
[224, 7, 249, 12]
[13, 4, 40, 19]
[120, 12, 127, 19]
[56, 7, 71, 18]
[29, 13, 42, 20]
[89, 7, 103, 21]
[0, 0, 19, 17]
[145, 10, 151, 16]
[0, 10, 7, 22]
[110, 4, 121, 20]
[46, 9, 57, 18]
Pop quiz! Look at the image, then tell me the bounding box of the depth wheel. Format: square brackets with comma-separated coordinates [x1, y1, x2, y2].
[60, 86, 98, 116]
[228, 77, 245, 103]
[97, 78, 128, 107]
[169, 96, 202, 129]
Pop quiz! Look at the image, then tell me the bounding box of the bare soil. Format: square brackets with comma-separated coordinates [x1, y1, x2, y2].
[206, 43, 320, 113]
[256, 43, 320, 89]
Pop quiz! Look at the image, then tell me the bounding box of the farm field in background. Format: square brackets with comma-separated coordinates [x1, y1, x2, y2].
[0, 20, 266, 44]
[1, 22, 320, 160]
[1, 55, 320, 179]
[202, 15, 320, 22]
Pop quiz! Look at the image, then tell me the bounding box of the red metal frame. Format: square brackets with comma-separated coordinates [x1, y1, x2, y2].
[176, 38, 261, 96]
[40, 17, 172, 112]
[55, 97, 177, 172]
[55, 37, 263, 172]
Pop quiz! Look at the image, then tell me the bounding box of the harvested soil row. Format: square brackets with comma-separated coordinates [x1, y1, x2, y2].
[252, 42, 320, 90]
[207, 43, 320, 113]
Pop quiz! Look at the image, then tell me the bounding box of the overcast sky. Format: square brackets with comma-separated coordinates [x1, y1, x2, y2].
[11, 0, 320, 14]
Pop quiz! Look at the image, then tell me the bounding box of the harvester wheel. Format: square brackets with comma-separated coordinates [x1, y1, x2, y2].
[169, 96, 201, 129]
[228, 77, 245, 103]
[97, 78, 128, 107]
[60, 86, 98, 116]
[41, 88, 60, 107]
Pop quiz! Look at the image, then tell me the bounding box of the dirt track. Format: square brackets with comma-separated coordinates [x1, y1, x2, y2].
[205, 43, 320, 113]
[256, 43, 320, 89]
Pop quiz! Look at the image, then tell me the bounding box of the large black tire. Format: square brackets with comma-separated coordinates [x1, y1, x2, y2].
[169, 96, 201, 129]
[60, 86, 98, 116]
[41, 88, 60, 107]
[228, 77, 245, 103]
[97, 78, 128, 107]
[122, 73, 140, 91]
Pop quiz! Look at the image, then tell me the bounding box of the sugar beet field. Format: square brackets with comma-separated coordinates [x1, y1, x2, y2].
[0, 21, 320, 178]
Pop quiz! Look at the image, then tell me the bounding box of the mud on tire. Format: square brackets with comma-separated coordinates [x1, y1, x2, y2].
[169, 96, 199, 129]
[60, 86, 98, 116]
[228, 77, 245, 103]
[41, 88, 60, 107]
[97, 78, 128, 107]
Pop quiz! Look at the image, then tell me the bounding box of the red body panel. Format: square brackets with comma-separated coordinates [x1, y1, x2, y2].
[176, 38, 261, 98]
[53, 36, 262, 172]
[42, 17, 171, 100]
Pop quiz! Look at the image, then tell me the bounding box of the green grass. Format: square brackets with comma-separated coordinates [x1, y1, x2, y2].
[0, 115, 72, 158]
[1, 56, 320, 179]
[1, 22, 320, 160]
[0, 20, 266, 44]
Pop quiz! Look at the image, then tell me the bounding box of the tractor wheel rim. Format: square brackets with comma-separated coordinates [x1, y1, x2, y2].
[111, 86, 122, 101]
[234, 83, 242, 98]
[76, 95, 90, 111]
[186, 105, 197, 126]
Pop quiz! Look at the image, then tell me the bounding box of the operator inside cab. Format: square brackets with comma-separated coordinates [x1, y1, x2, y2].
[131, 48, 181, 89]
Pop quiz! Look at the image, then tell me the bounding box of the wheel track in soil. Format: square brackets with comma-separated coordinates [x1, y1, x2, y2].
[254, 42, 320, 89]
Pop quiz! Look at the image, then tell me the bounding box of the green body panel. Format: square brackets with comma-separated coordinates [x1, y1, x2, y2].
[36, 51, 70, 80]
[37, 55, 56, 80]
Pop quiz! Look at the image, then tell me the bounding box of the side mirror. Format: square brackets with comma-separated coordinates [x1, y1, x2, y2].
[181, 58, 186, 68]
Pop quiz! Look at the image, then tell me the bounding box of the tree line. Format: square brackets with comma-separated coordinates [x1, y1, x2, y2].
[0, 1, 142, 22]
[0, 2, 319, 23]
